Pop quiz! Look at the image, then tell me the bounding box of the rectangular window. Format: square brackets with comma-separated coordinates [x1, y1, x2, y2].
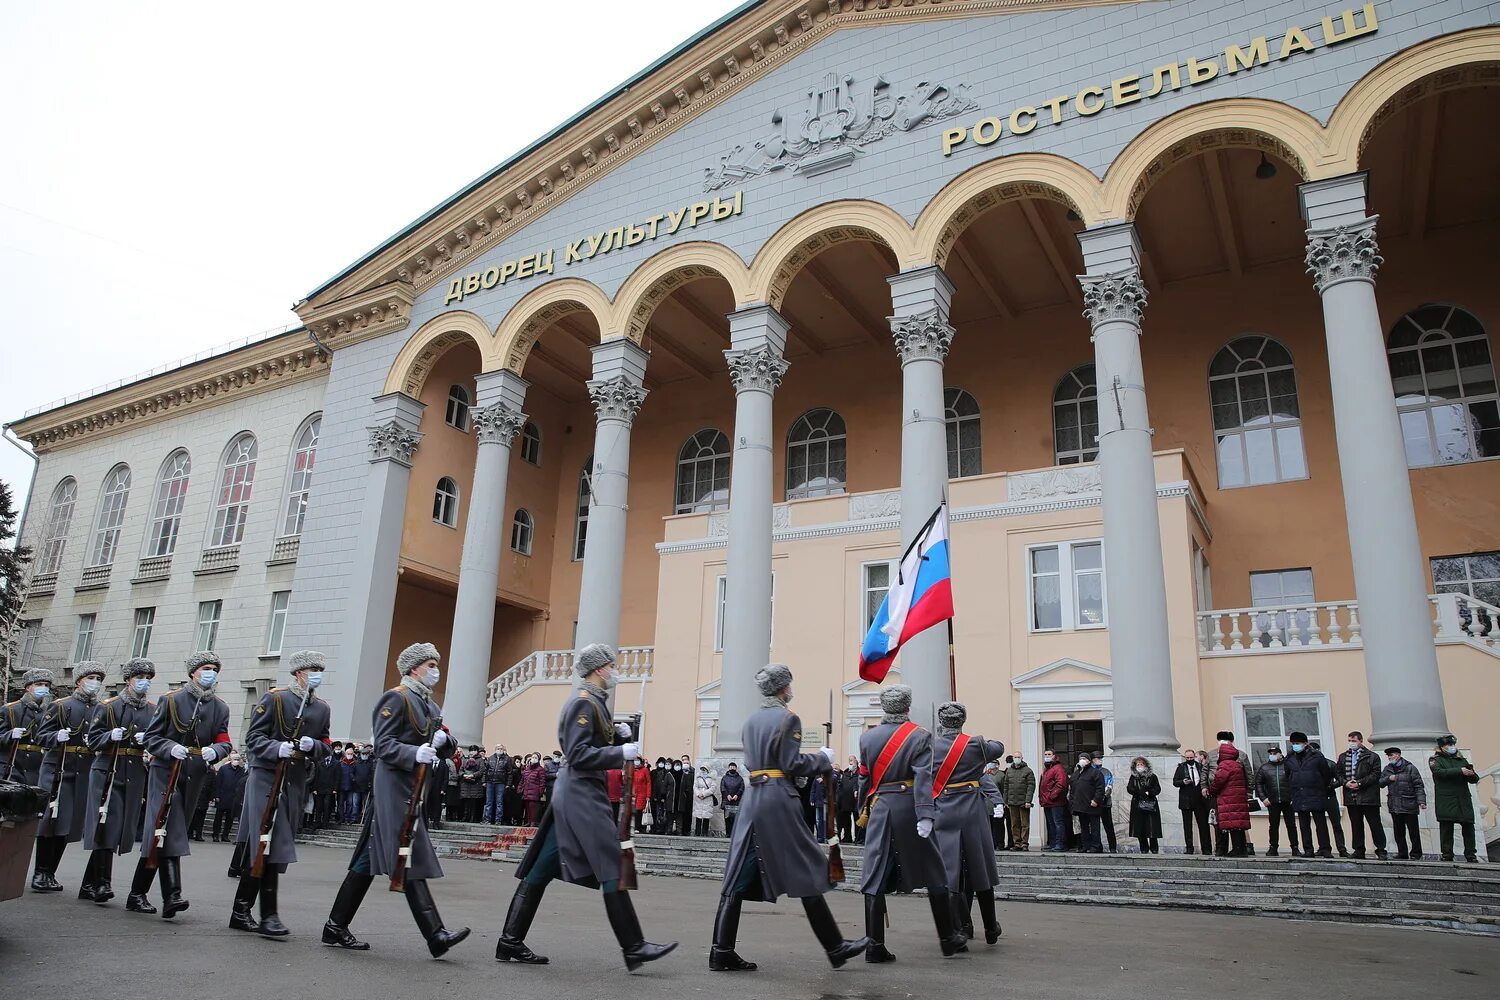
[1249, 568, 1315, 646]
[132, 607, 156, 658]
[73, 614, 96, 663]
[264, 591, 290, 655]
[1028, 541, 1107, 631]
[862, 561, 895, 633]
[242, 678, 273, 727]
[1431, 551, 1500, 606]
[195, 600, 223, 652]
[713, 572, 776, 652]
[18, 621, 41, 671]
[1242, 701, 1324, 770]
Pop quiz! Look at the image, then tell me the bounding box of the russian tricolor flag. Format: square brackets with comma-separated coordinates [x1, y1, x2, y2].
[858, 503, 954, 683]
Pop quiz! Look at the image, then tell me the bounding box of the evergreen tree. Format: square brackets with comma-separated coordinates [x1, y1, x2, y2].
[0, 480, 33, 698]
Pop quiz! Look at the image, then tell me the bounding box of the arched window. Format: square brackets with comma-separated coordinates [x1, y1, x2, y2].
[209, 433, 258, 548]
[573, 458, 592, 561]
[1053, 365, 1099, 466]
[433, 477, 460, 527]
[34, 478, 78, 576]
[944, 388, 982, 479]
[510, 509, 534, 555]
[1387, 304, 1498, 467]
[87, 464, 132, 567]
[281, 415, 321, 537]
[675, 429, 731, 514]
[1209, 336, 1307, 488]
[445, 384, 471, 431]
[145, 450, 191, 557]
[785, 408, 847, 500]
[519, 421, 542, 466]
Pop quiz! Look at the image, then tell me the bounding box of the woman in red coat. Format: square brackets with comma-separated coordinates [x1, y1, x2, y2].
[1207, 741, 1251, 856]
[632, 762, 652, 833]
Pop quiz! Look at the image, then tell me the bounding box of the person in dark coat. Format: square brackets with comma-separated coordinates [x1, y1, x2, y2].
[1068, 754, 1106, 853]
[212, 753, 246, 842]
[720, 763, 745, 840]
[1336, 731, 1388, 859]
[230, 651, 334, 938]
[709, 664, 867, 972]
[426, 745, 450, 829]
[484, 744, 510, 823]
[1172, 750, 1211, 855]
[834, 759, 858, 843]
[1254, 747, 1298, 856]
[1125, 757, 1163, 853]
[999, 754, 1036, 851]
[1308, 740, 1350, 856]
[461, 748, 487, 822]
[1430, 733, 1480, 862]
[544, 750, 562, 805]
[311, 739, 340, 830]
[672, 757, 694, 835]
[930, 702, 1005, 945]
[2, 667, 53, 785]
[336, 746, 362, 822]
[1284, 732, 1338, 857]
[322, 642, 468, 957]
[1207, 733, 1256, 857]
[1207, 739, 1251, 855]
[650, 758, 672, 834]
[497, 644, 675, 971]
[132, 651, 233, 917]
[1378, 747, 1426, 860]
[80, 659, 156, 904]
[858, 685, 967, 963]
[31, 661, 108, 894]
[503, 755, 524, 824]
[518, 755, 547, 825]
[1038, 751, 1070, 850]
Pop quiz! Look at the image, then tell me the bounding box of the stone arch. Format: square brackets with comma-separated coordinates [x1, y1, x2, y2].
[1101, 98, 1332, 221]
[1326, 26, 1500, 169]
[914, 152, 1107, 269]
[382, 310, 493, 396]
[611, 241, 753, 344]
[748, 200, 920, 308]
[490, 278, 612, 374]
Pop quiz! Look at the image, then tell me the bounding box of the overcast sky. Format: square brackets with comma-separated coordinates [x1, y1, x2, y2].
[0, 0, 744, 528]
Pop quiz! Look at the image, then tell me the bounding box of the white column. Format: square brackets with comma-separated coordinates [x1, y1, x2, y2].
[887, 266, 956, 727]
[445, 370, 528, 745]
[1077, 223, 1179, 758]
[333, 392, 424, 740]
[574, 340, 649, 654]
[714, 305, 790, 754]
[1299, 174, 1449, 744]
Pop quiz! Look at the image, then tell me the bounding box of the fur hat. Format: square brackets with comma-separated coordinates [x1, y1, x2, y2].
[289, 650, 326, 673]
[936, 701, 967, 730]
[73, 660, 107, 680]
[396, 643, 441, 675]
[1288, 731, 1309, 743]
[575, 643, 616, 677]
[122, 658, 156, 681]
[185, 651, 221, 673]
[1216, 730, 1235, 742]
[754, 663, 793, 696]
[22, 667, 54, 687]
[880, 685, 912, 716]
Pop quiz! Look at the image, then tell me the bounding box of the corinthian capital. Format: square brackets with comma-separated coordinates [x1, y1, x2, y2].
[889, 309, 954, 364]
[367, 421, 422, 466]
[587, 375, 648, 423]
[472, 401, 527, 446]
[1079, 269, 1147, 327]
[725, 344, 789, 394]
[1305, 216, 1381, 294]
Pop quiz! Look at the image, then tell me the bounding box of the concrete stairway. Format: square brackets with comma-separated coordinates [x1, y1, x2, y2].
[296, 824, 1500, 936]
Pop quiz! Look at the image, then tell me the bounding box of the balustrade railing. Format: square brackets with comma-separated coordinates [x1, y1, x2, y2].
[133, 555, 172, 583]
[195, 544, 240, 575]
[269, 536, 301, 564]
[28, 573, 58, 597]
[76, 564, 112, 590]
[1197, 601, 1361, 653]
[1430, 592, 1500, 651]
[485, 646, 654, 713]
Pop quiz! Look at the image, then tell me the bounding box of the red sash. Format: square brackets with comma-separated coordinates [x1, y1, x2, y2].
[864, 721, 919, 799]
[933, 733, 972, 796]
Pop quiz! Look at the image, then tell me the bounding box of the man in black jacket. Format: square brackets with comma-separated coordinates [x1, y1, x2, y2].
[1284, 731, 1338, 858]
[212, 754, 247, 842]
[835, 759, 859, 844]
[1068, 756, 1106, 853]
[1254, 748, 1298, 857]
[1172, 750, 1211, 855]
[1336, 731, 1388, 859]
[484, 745, 510, 824]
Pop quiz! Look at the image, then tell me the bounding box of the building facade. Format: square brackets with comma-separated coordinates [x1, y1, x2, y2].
[10, 0, 1499, 847]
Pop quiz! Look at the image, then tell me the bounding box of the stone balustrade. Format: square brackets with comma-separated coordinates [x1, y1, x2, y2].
[1198, 593, 1500, 656]
[485, 645, 654, 714]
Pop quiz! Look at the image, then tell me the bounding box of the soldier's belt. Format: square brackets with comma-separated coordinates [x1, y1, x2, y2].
[749, 769, 786, 781]
[941, 780, 981, 794]
[63, 746, 92, 755]
[874, 781, 913, 794]
[115, 748, 144, 758]
[186, 747, 209, 756]
[15, 743, 43, 753]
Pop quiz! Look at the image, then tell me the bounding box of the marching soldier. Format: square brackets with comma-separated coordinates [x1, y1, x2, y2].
[931, 702, 1005, 945]
[322, 642, 468, 957]
[80, 658, 157, 904]
[2, 667, 53, 785]
[129, 651, 232, 917]
[709, 664, 868, 972]
[494, 643, 676, 971]
[230, 650, 333, 937]
[857, 685, 967, 961]
[32, 661, 108, 893]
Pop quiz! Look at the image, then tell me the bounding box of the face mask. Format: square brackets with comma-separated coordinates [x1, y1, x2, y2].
[1443, 746, 1458, 755]
[131, 678, 151, 695]
[31, 686, 49, 699]
[424, 668, 441, 687]
[344, 752, 354, 760]
[1043, 755, 1054, 763]
[600, 670, 618, 691]
[1135, 766, 1147, 774]
[656, 763, 664, 770]
[198, 670, 218, 686]
[1348, 742, 1359, 752]
[1013, 761, 1024, 768]
[1386, 757, 1399, 766]
[673, 764, 681, 771]
[306, 672, 323, 689]
[81, 678, 101, 695]
[1290, 743, 1305, 753]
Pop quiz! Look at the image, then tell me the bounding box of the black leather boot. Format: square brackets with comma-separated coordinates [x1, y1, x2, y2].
[160, 857, 189, 919]
[31, 836, 63, 892]
[802, 895, 868, 968]
[405, 878, 470, 958]
[603, 890, 677, 971]
[92, 850, 116, 903]
[864, 894, 895, 963]
[951, 891, 974, 940]
[495, 880, 549, 964]
[708, 893, 755, 971]
[227, 841, 246, 879]
[230, 874, 261, 932]
[126, 858, 157, 913]
[258, 868, 289, 938]
[77, 850, 99, 901]
[929, 889, 968, 956]
[975, 890, 1001, 944]
[322, 872, 372, 950]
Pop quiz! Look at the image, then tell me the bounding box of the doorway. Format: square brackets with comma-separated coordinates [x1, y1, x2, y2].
[1041, 719, 1103, 761]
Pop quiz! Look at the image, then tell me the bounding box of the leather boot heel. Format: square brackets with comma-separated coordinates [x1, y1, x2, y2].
[604, 890, 676, 972]
[495, 881, 549, 964]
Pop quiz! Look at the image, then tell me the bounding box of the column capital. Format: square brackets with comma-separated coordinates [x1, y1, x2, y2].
[367, 421, 422, 466]
[1079, 269, 1148, 328]
[1305, 216, 1382, 294]
[1297, 172, 1370, 230]
[587, 375, 648, 424]
[725, 343, 789, 394]
[889, 308, 955, 364]
[1077, 221, 1141, 275]
[472, 401, 527, 446]
[727, 303, 790, 355]
[887, 265, 955, 318]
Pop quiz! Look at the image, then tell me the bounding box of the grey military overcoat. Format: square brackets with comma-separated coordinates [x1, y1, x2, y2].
[931, 733, 1005, 891]
[237, 687, 333, 866]
[82, 695, 155, 853]
[858, 721, 948, 894]
[139, 687, 231, 860]
[351, 686, 443, 881]
[36, 694, 106, 841]
[1, 697, 46, 786]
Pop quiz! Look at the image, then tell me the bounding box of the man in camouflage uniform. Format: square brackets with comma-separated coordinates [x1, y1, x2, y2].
[32, 661, 108, 893]
[1, 667, 53, 785]
[80, 658, 157, 904]
[931, 702, 1005, 945]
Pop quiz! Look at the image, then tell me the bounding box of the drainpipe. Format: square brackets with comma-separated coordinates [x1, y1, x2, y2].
[1, 425, 39, 547]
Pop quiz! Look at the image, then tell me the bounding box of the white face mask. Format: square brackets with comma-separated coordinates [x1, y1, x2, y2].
[32, 686, 50, 699]
[131, 678, 151, 695]
[198, 670, 218, 686]
[1347, 742, 1359, 752]
[81, 678, 101, 695]
[1134, 766, 1147, 774]
[306, 672, 323, 689]
[424, 667, 441, 687]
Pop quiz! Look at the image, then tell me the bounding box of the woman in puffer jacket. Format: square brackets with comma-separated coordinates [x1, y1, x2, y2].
[1207, 741, 1251, 856]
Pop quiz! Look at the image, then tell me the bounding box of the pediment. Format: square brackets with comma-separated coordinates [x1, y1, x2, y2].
[1011, 657, 1111, 689]
[842, 665, 903, 695]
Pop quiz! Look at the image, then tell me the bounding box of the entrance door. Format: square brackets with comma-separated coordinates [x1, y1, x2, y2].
[1041, 719, 1104, 760]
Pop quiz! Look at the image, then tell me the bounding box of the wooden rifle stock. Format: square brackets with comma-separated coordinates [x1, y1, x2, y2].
[389, 757, 431, 892]
[146, 693, 206, 870]
[45, 702, 73, 819]
[94, 720, 135, 840]
[251, 689, 312, 879]
[824, 720, 844, 884]
[617, 757, 638, 891]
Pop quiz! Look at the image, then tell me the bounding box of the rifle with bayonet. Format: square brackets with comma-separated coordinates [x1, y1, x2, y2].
[391, 710, 443, 893]
[824, 693, 845, 884]
[251, 688, 312, 878]
[94, 711, 136, 841]
[45, 699, 75, 819]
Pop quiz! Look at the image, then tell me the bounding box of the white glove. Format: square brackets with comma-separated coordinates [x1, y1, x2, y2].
[169, 743, 189, 760]
[278, 742, 295, 759]
[916, 818, 933, 839]
[133, 731, 147, 745]
[620, 742, 640, 762]
[819, 746, 837, 764]
[992, 805, 1004, 818]
[201, 744, 221, 763]
[615, 723, 633, 739]
[432, 730, 450, 750]
[56, 727, 72, 743]
[415, 744, 438, 765]
[110, 727, 126, 742]
[10, 727, 25, 739]
[298, 736, 316, 752]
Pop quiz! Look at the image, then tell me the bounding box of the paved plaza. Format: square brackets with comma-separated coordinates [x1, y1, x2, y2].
[2, 842, 1496, 999]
